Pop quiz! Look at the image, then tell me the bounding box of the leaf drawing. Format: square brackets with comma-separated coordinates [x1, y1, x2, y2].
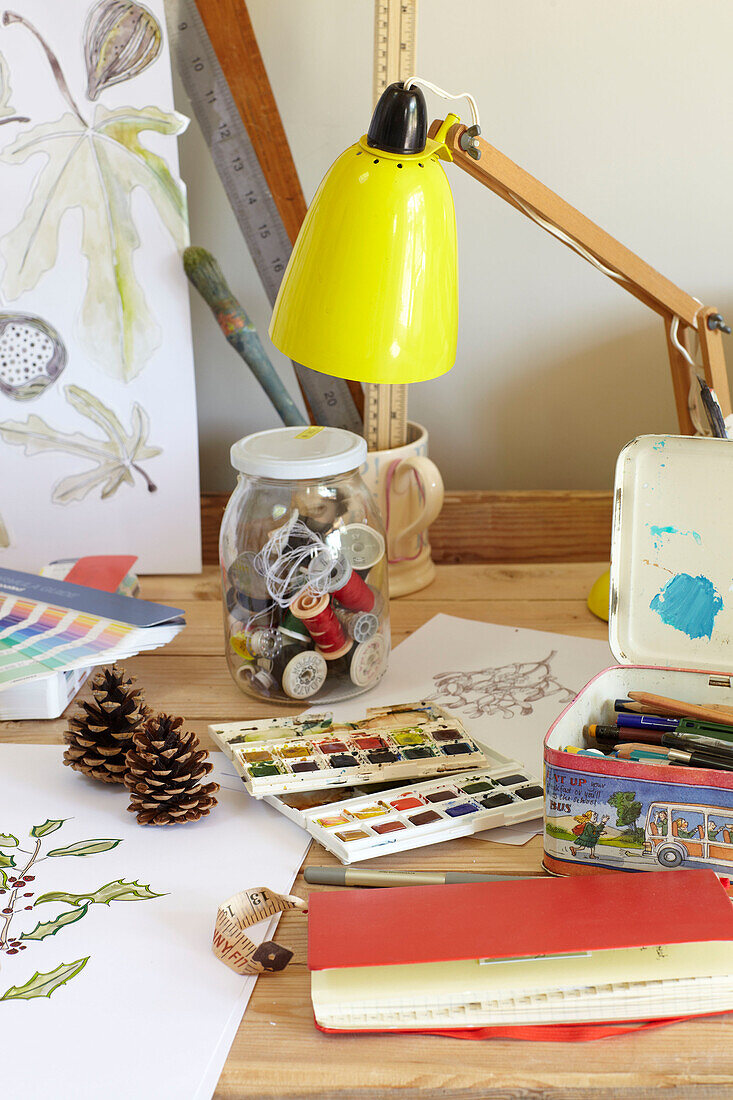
[0, 384, 161, 502]
[30, 818, 66, 838]
[21, 905, 89, 941]
[1, 14, 188, 380]
[0, 851, 16, 869]
[0, 957, 89, 1000]
[47, 838, 121, 858]
[36, 878, 164, 907]
[1, 817, 163, 1002]
[0, 49, 26, 125]
[0, 833, 18, 846]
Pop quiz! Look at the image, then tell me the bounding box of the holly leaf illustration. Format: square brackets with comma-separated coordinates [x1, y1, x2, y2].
[21, 903, 88, 941]
[30, 818, 66, 838]
[0, 833, 18, 847]
[0, 851, 16, 869]
[0, 385, 161, 503]
[36, 878, 165, 907]
[0, 102, 188, 380]
[47, 838, 121, 858]
[0, 957, 89, 1001]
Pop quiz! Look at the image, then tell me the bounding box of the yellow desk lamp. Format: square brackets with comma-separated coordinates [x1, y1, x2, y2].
[270, 80, 732, 616]
[270, 82, 459, 385]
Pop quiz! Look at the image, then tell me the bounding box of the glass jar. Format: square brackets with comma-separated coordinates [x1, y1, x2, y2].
[220, 426, 390, 704]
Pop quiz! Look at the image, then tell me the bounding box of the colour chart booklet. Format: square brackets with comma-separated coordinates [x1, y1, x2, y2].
[318, 614, 613, 843]
[0, 568, 184, 689]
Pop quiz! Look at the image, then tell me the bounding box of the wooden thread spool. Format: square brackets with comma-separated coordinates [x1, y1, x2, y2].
[333, 566, 375, 612]
[290, 590, 352, 660]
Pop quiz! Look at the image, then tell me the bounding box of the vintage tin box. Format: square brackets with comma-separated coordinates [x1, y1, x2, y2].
[544, 435, 733, 879]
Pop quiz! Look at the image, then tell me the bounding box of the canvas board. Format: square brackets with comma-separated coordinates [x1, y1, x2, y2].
[0, 0, 201, 572]
[0, 746, 309, 1099]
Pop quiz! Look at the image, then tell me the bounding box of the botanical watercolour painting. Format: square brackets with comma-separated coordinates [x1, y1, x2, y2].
[0, 745, 310, 1100]
[0, 0, 200, 573]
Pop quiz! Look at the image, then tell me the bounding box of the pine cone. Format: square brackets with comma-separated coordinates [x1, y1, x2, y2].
[64, 665, 149, 784]
[124, 713, 219, 826]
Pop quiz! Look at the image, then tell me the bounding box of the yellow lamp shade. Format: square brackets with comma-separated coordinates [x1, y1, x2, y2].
[269, 135, 458, 385]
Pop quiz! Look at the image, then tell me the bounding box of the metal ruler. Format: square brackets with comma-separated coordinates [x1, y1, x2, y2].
[167, 0, 363, 434]
[365, 0, 418, 451]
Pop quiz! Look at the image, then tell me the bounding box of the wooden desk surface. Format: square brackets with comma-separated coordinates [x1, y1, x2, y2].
[8, 562, 733, 1098]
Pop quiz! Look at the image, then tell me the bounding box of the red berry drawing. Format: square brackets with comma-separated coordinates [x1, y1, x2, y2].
[6, 948, 17, 954]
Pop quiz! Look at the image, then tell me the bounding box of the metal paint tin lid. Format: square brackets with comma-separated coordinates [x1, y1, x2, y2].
[231, 426, 367, 479]
[609, 435, 733, 673]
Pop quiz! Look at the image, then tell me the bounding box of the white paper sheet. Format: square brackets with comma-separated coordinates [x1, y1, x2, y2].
[321, 614, 613, 843]
[0, 0, 200, 573]
[0, 747, 309, 1100]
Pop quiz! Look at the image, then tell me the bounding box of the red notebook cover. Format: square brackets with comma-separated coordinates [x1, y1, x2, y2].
[308, 869, 733, 972]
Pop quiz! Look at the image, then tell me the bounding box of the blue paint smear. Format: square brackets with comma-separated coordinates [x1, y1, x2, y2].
[648, 524, 702, 549]
[650, 573, 723, 639]
[653, 440, 666, 450]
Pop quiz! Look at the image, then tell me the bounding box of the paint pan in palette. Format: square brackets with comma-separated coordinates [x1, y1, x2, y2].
[265, 753, 543, 863]
[221, 723, 487, 797]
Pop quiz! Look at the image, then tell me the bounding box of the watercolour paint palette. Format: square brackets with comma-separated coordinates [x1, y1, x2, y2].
[209, 702, 489, 797]
[265, 753, 543, 863]
[208, 701, 453, 747]
[218, 724, 487, 797]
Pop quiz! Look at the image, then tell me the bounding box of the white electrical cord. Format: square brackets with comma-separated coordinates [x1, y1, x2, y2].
[403, 76, 481, 130]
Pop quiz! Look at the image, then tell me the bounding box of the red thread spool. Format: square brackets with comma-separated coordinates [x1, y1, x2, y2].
[290, 590, 352, 660]
[333, 566, 375, 612]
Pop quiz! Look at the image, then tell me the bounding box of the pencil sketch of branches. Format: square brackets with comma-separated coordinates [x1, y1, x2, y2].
[432, 652, 576, 720]
[0, 384, 161, 502]
[0, 818, 164, 1001]
[0, 11, 188, 381]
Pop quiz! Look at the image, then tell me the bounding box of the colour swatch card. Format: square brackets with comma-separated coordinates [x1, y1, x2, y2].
[0, 747, 309, 1100]
[0, 0, 201, 573]
[0, 569, 184, 688]
[317, 615, 613, 842]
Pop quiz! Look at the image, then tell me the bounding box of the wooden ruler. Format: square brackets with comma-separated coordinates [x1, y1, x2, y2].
[364, 0, 418, 451]
[169, 0, 364, 431]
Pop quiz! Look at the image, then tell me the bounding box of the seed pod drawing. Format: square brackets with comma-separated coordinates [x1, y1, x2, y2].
[83, 0, 162, 101]
[0, 313, 67, 401]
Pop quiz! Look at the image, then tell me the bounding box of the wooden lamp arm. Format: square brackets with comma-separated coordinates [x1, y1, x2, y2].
[430, 118, 731, 430]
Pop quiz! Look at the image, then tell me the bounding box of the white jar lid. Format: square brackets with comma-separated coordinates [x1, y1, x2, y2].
[231, 426, 367, 479]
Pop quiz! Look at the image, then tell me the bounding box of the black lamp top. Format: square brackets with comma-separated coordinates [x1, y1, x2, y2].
[366, 81, 427, 155]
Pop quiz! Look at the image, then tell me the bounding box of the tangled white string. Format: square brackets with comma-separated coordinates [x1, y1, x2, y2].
[253, 514, 338, 608]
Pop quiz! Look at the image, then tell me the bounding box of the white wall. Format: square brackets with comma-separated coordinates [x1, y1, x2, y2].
[173, 0, 733, 493]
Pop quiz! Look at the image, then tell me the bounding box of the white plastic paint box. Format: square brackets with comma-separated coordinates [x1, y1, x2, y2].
[544, 435, 733, 880]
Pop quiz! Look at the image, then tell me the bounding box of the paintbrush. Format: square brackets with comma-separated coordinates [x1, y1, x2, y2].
[183, 246, 307, 427]
[628, 692, 733, 725]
